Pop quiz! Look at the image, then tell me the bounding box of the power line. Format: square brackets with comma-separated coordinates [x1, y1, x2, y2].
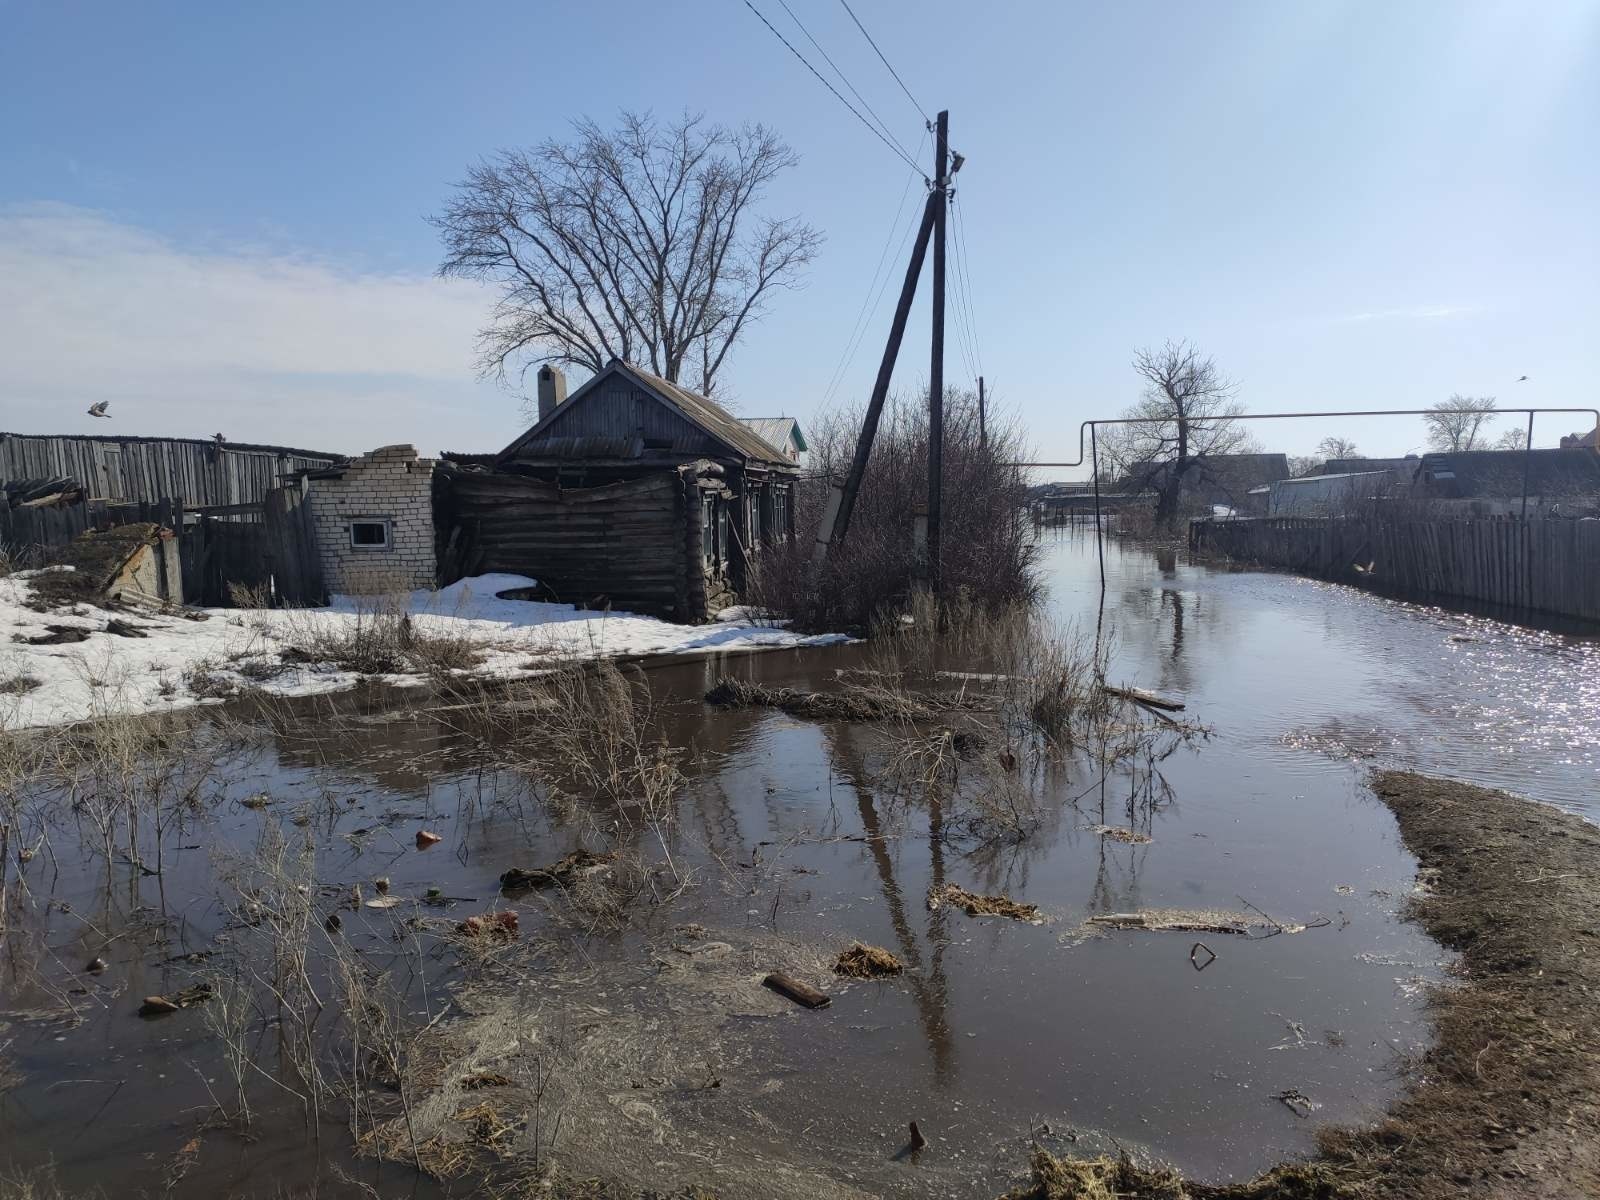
[741, 0, 924, 176]
[838, 0, 928, 124]
[951, 192, 984, 379]
[772, 0, 919, 170]
[823, 140, 930, 404]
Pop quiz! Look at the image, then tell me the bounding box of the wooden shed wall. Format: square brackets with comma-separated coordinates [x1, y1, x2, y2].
[531, 379, 724, 457]
[0, 435, 337, 508]
[443, 470, 706, 621]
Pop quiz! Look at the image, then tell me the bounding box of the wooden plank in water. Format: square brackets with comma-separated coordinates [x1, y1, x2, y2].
[762, 972, 831, 1009]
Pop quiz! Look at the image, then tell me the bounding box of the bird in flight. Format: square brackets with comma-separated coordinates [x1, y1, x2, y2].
[1517, 375, 1529, 382]
[87, 401, 111, 418]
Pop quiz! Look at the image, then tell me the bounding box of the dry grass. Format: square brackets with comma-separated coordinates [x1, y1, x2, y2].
[277, 602, 484, 677]
[833, 943, 903, 978]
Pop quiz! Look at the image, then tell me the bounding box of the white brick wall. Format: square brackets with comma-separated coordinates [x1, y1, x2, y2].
[306, 444, 437, 594]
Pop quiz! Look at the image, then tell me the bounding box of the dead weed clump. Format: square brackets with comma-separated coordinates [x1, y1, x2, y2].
[997, 1148, 1338, 1200]
[928, 883, 1040, 923]
[833, 943, 904, 978]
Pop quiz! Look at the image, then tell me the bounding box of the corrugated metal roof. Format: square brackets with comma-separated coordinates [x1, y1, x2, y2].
[739, 417, 805, 455]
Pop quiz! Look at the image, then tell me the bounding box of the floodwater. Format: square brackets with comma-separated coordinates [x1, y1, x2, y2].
[2, 532, 1595, 1198]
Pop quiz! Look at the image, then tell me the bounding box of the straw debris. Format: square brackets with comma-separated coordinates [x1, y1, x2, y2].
[833, 943, 904, 978]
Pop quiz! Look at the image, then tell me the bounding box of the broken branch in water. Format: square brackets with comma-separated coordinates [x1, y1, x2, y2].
[1099, 685, 1186, 713]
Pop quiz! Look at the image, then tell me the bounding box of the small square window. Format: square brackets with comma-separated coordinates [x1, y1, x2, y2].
[349, 520, 391, 549]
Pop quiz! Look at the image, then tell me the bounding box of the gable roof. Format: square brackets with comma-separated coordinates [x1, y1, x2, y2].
[498, 360, 792, 466]
[740, 417, 807, 455]
[1418, 449, 1600, 498]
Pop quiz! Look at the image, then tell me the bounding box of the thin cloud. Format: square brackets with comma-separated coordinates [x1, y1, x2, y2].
[0, 204, 520, 455]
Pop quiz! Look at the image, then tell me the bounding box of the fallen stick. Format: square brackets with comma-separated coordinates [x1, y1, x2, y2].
[762, 972, 831, 1009]
[1100, 685, 1186, 712]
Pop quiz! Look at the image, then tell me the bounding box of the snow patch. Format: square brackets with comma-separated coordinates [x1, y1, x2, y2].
[0, 573, 848, 730]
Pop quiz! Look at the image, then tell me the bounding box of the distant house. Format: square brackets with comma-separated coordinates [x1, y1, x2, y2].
[434, 360, 800, 621]
[1560, 426, 1599, 450]
[0, 431, 341, 508]
[740, 417, 807, 463]
[1122, 452, 1291, 513]
[1414, 449, 1600, 503]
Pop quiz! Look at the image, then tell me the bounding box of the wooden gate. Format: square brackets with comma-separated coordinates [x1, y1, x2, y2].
[179, 486, 325, 607]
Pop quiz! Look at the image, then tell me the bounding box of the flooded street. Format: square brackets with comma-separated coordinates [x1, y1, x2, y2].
[3, 533, 1596, 1198]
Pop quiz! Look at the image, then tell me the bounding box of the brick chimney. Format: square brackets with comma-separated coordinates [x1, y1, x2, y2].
[537, 364, 568, 421]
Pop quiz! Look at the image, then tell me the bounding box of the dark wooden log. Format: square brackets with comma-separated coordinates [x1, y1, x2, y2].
[762, 972, 831, 1009]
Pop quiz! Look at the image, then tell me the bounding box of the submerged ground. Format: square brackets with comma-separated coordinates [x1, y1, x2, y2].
[1, 532, 1596, 1197]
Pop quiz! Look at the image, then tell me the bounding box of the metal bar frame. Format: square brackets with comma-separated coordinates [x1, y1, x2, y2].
[1016, 406, 1600, 589]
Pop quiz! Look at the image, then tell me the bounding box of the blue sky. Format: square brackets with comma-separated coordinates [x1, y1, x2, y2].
[2, 1, 1596, 468]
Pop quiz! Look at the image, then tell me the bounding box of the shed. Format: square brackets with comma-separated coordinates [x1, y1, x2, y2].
[438, 360, 801, 621]
[1267, 470, 1404, 517]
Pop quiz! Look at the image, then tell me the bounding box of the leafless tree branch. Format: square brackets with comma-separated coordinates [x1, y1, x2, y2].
[435, 111, 822, 398]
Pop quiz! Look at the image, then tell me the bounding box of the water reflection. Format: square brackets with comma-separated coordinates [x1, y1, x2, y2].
[1042, 527, 1600, 812]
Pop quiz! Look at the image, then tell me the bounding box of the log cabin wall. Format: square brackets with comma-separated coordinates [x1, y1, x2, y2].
[439, 464, 723, 621]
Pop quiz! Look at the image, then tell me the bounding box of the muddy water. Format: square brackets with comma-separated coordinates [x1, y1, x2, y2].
[3, 533, 1593, 1198]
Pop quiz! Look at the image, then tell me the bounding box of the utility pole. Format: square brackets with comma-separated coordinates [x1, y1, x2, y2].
[820, 191, 938, 557]
[977, 375, 987, 450]
[927, 109, 949, 593]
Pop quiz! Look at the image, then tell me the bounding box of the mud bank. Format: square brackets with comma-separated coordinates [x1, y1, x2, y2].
[1004, 769, 1600, 1200]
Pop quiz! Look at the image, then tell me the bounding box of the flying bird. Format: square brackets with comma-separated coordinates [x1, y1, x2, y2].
[1517, 375, 1529, 382]
[86, 401, 111, 418]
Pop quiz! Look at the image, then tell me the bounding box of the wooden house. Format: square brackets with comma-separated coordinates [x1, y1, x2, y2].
[437, 360, 801, 621]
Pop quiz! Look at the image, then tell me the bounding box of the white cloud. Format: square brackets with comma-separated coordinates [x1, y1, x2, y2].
[0, 204, 528, 455]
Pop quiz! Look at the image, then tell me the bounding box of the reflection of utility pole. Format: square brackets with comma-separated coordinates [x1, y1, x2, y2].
[823, 726, 956, 1084]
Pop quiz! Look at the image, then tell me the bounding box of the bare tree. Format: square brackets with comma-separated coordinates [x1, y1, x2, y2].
[1424, 394, 1498, 452]
[1102, 340, 1254, 526]
[1316, 436, 1360, 460]
[1493, 426, 1530, 451]
[1287, 455, 1320, 478]
[435, 111, 822, 398]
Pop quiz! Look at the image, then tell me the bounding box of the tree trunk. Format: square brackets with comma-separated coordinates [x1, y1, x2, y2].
[1156, 416, 1190, 527]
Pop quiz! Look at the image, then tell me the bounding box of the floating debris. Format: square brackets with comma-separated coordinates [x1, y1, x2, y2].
[762, 971, 831, 1009]
[1090, 825, 1152, 844]
[457, 911, 519, 939]
[833, 943, 904, 978]
[499, 848, 613, 892]
[138, 983, 213, 1017]
[1086, 910, 1252, 935]
[928, 883, 1041, 922]
[1273, 1088, 1321, 1118]
[415, 830, 443, 849]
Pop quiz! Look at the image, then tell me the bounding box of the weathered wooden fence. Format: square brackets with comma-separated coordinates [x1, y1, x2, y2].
[3, 485, 322, 608]
[2, 495, 184, 559]
[180, 486, 325, 607]
[1190, 515, 1600, 622]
